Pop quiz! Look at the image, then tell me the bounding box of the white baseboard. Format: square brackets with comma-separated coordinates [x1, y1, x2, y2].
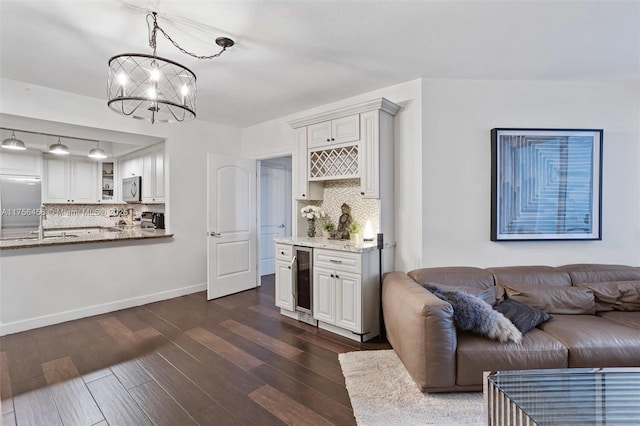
[0, 282, 206, 336]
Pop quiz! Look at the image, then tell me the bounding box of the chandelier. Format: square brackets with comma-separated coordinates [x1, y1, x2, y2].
[108, 12, 234, 124]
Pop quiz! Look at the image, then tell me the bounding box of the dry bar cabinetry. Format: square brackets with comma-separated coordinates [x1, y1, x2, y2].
[274, 240, 380, 342]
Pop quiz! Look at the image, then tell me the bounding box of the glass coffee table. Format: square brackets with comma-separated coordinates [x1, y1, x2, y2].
[484, 368, 640, 425]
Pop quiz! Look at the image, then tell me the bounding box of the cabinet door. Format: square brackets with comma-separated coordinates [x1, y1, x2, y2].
[293, 128, 322, 201]
[313, 268, 336, 324]
[307, 121, 332, 149]
[275, 260, 294, 311]
[359, 110, 380, 198]
[121, 155, 142, 178]
[294, 128, 309, 200]
[153, 146, 165, 201]
[70, 158, 98, 203]
[332, 114, 360, 145]
[0, 150, 42, 176]
[42, 155, 70, 203]
[142, 150, 154, 201]
[335, 271, 362, 332]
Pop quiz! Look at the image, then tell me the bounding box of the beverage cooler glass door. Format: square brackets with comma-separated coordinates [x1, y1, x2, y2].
[294, 246, 313, 314]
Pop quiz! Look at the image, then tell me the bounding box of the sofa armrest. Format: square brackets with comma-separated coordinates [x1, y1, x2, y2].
[382, 271, 457, 391]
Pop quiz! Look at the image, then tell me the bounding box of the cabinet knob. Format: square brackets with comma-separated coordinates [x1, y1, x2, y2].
[331, 274, 334, 278]
[335, 275, 339, 279]
[360, 192, 365, 196]
[331, 138, 335, 141]
[326, 138, 330, 142]
[288, 266, 291, 270]
[302, 193, 306, 197]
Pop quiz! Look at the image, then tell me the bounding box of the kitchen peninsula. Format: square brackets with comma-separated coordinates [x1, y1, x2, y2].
[0, 225, 172, 250]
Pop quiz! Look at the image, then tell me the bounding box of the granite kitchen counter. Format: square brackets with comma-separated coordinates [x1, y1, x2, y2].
[0, 226, 173, 250]
[273, 236, 389, 253]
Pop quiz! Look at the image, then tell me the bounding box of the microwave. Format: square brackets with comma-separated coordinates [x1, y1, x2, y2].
[122, 176, 142, 203]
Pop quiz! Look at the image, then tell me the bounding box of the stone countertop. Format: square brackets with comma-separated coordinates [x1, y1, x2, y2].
[274, 237, 383, 253]
[0, 226, 173, 250]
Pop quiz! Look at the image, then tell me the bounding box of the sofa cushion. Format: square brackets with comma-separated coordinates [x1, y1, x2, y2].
[408, 267, 495, 289]
[423, 285, 521, 343]
[597, 311, 640, 329]
[539, 315, 640, 367]
[577, 281, 640, 312]
[559, 264, 640, 284]
[488, 266, 572, 287]
[493, 299, 550, 333]
[503, 285, 596, 314]
[424, 283, 503, 306]
[456, 328, 568, 386]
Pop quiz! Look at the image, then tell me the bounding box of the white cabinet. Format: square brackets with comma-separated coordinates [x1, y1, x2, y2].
[274, 243, 294, 311]
[312, 248, 378, 341]
[0, 149, 42, 176]
[314, 267, 362, 331]
[289, 98, 399, 202]
[308, 114, 359, 149]
[42, 155, 98, 203]
[293, 128, 323, 201]
[359, 110, 381, 198]
[118, 144, 165, 203]
[142, 145, 165, 203]
[313, 249, 363, 332]
[120, 155, 142, 178]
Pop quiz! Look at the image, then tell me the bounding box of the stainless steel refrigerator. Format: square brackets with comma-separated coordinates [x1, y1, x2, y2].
[0, 175, 42, 238]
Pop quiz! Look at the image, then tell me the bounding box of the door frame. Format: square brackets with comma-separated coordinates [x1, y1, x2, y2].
[257, 152, 293, 278]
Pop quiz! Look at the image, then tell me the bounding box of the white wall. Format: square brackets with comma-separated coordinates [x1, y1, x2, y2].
[242, 79, 423, 272]
[421, 78, 640, 267]
[0, 78, 242, 334]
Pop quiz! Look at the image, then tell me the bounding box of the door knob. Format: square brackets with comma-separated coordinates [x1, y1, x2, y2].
[209, 231, 221, 237]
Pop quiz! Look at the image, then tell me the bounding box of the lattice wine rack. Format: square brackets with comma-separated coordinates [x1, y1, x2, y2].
[309, 144, 359, 179]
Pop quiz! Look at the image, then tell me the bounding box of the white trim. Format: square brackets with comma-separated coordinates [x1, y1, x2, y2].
[0, 282, 206, 336]
[287, 98, 401, 129]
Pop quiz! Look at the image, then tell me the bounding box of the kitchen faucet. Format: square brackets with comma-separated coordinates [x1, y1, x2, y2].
[38, 204, 46, 240]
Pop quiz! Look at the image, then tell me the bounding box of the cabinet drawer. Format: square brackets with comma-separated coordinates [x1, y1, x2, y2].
[314, 249, 361, 274]
[275, 243, 293, 261]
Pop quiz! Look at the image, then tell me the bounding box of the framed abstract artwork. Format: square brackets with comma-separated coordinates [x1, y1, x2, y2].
[491, 128, 603, 241]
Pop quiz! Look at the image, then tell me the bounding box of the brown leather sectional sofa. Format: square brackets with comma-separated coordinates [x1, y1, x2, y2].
[382, 264, 640, 393]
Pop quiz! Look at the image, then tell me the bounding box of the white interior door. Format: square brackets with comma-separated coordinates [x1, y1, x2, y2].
[259, 165, 287, 275]
[207, 154, 257, 300]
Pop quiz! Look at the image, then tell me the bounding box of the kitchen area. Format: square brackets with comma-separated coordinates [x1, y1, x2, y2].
[0, 128, 171, 250]
[273, 98, 399, 343]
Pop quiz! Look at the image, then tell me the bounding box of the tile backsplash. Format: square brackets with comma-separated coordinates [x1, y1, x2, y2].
[305, 179, 380, 236]
[42, 204, 165, 228]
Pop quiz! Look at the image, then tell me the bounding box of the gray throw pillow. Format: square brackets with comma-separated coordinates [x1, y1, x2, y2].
[424, 285, 522, 343]
[494, 299, 551, 333]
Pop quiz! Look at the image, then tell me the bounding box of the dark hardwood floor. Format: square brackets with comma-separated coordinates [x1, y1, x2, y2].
[0, 275, 390, 425]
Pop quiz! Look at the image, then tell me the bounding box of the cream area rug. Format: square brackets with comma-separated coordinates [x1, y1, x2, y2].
[338, 350, 483, 426]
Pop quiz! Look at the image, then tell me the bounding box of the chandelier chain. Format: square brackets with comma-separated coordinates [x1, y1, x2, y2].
[147, 12, 228, 60]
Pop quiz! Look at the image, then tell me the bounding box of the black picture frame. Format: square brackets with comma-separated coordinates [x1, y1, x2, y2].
[491, 128, 603, 241]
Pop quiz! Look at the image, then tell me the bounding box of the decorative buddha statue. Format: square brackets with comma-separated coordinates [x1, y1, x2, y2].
[336, 203, 353, 240]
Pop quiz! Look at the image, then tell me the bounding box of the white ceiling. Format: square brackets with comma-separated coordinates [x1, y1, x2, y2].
[1, 0, 638, 128]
